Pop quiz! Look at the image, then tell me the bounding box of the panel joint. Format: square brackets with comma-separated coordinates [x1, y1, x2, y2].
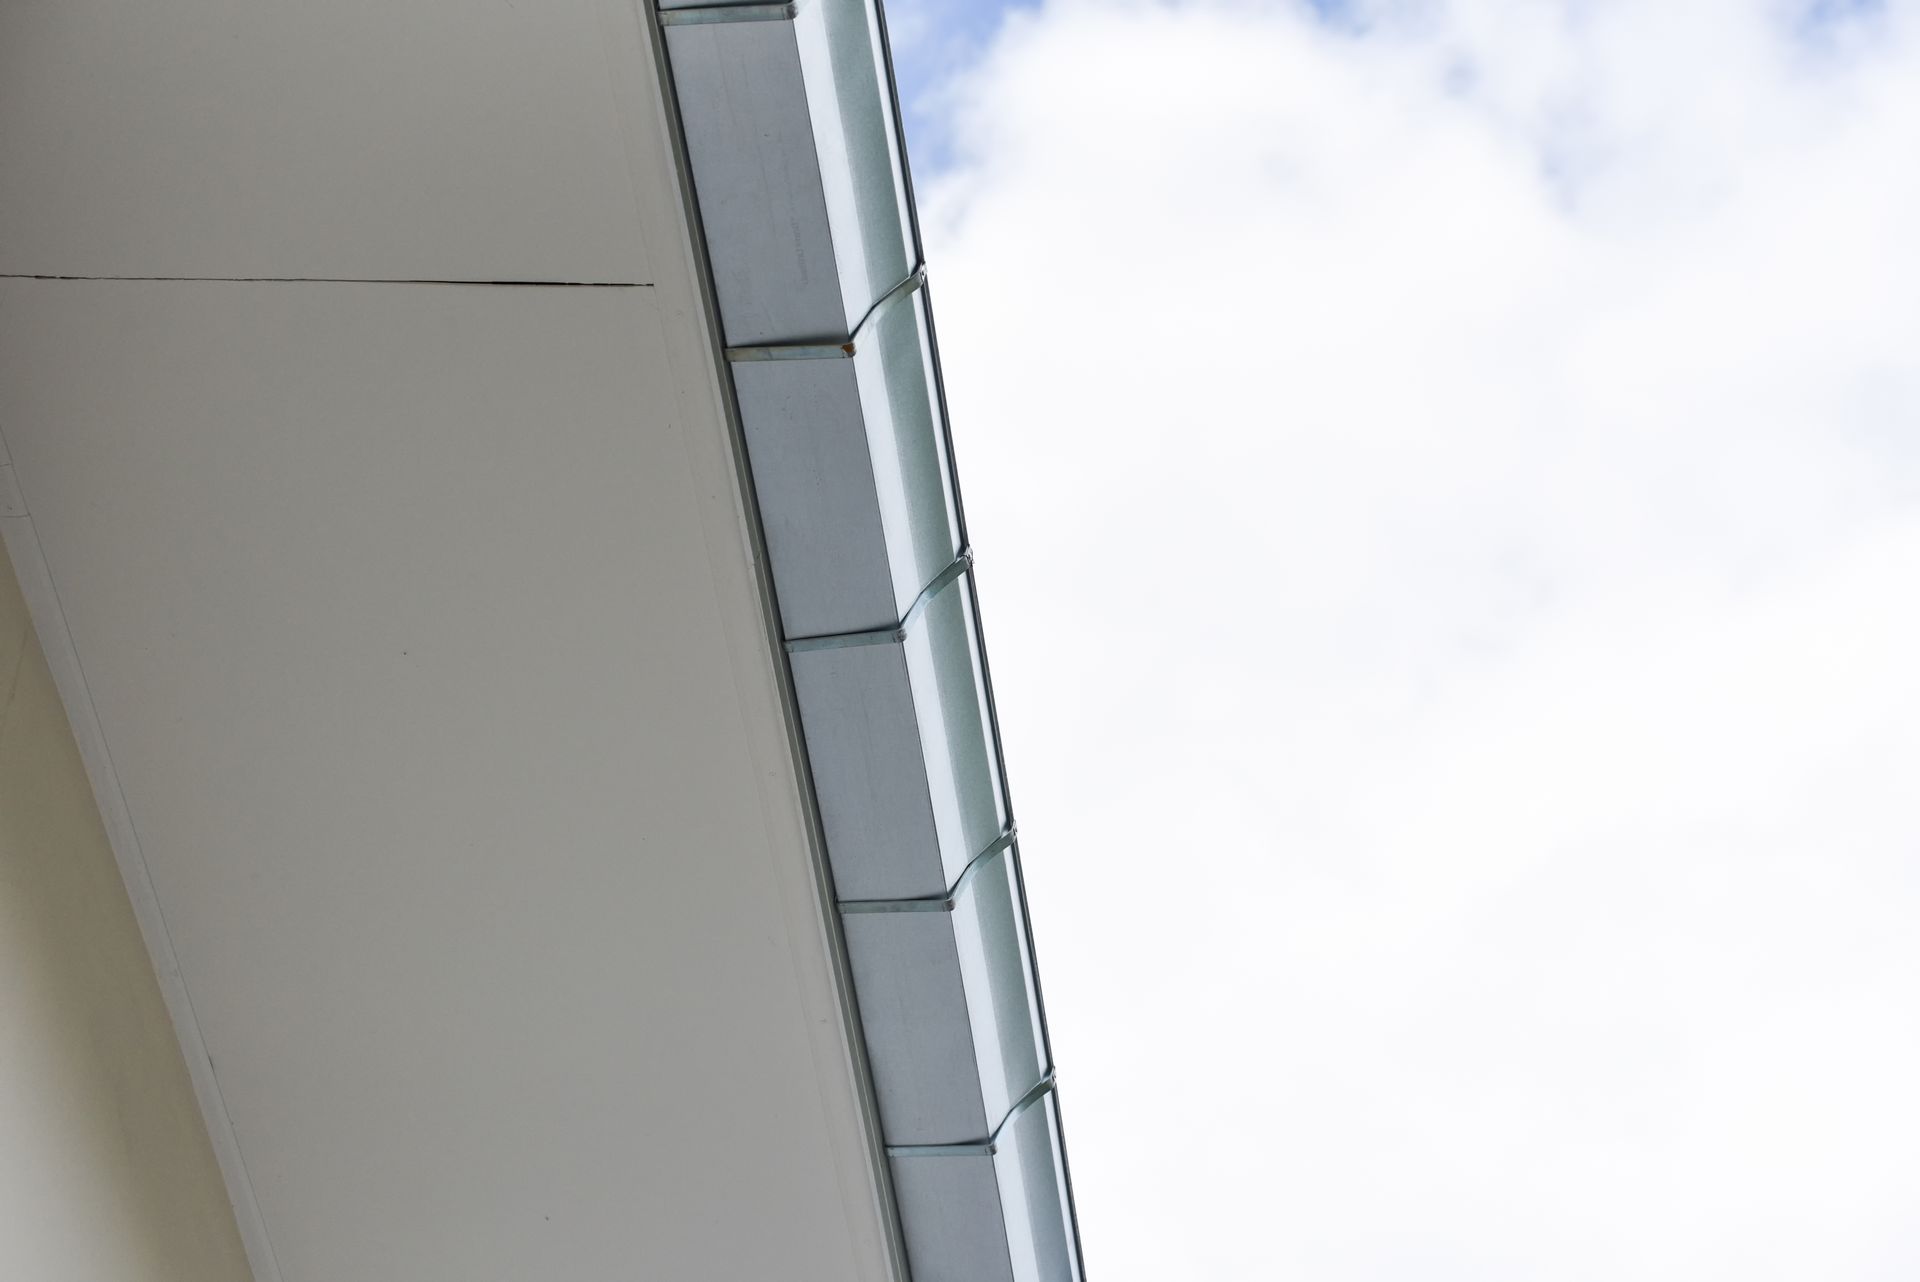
[784, 546, 970, 654]
[724, 266, 927, 363]
[656, 1, 803, 27]
[885, 1073, 1057, 1159]
[839, 825, 1017, 915]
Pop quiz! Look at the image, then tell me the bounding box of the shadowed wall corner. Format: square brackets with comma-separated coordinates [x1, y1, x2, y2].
[0, 552, 253, 1282]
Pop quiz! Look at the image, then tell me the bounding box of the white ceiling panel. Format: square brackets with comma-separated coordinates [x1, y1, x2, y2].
[0, 277, 894, 1282]
[0, 0, 656, 282]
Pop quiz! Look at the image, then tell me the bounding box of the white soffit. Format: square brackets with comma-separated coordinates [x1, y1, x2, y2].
[0, 277, 895, 1282]
[0, 3, 901, 1279]
[0, 0, 653, 282]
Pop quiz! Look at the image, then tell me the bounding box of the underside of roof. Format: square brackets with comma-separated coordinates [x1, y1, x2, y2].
[0, 2, 1081, 1278]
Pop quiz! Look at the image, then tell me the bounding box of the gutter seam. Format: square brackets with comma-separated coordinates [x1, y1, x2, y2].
[723, 264, 926, 361]
[885, 1073, 1058, 1159]
[783, 547, 970, 653]
[656, 2, 805, 27]
[838, 824, 1017, 915]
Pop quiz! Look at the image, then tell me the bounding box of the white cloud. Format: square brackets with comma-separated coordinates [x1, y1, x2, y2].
[911, 1, 1920, 1276]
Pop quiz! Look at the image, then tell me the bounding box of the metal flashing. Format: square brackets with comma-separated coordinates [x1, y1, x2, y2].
[655, 2, 804, 27]
[724, 265, 928, 362]
[655, 0, 1085, 1275]
[784, 545, 971, 652]
[839, 824, 1017, 914]
[886, 1074, 1058, 1159]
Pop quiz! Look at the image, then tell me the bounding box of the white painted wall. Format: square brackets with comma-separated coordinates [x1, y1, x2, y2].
[0, 553, 252, 1282]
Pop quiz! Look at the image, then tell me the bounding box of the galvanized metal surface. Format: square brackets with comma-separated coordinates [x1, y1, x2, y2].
[789, 570, 1006, 901]
[657, 0, 1085, 1276]
[724, 267, 928, 362]
[889, 1087, 1078, 1282]
[844, 842, 1048, 1147]
[657, 1, 803, 24]
[738, 287, 962, 639]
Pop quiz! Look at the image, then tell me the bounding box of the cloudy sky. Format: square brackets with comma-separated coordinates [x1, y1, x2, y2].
[882, 1, 1920, 1277]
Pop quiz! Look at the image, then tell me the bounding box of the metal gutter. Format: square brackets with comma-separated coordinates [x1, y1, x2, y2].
[650, 1, 1086, 1277]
